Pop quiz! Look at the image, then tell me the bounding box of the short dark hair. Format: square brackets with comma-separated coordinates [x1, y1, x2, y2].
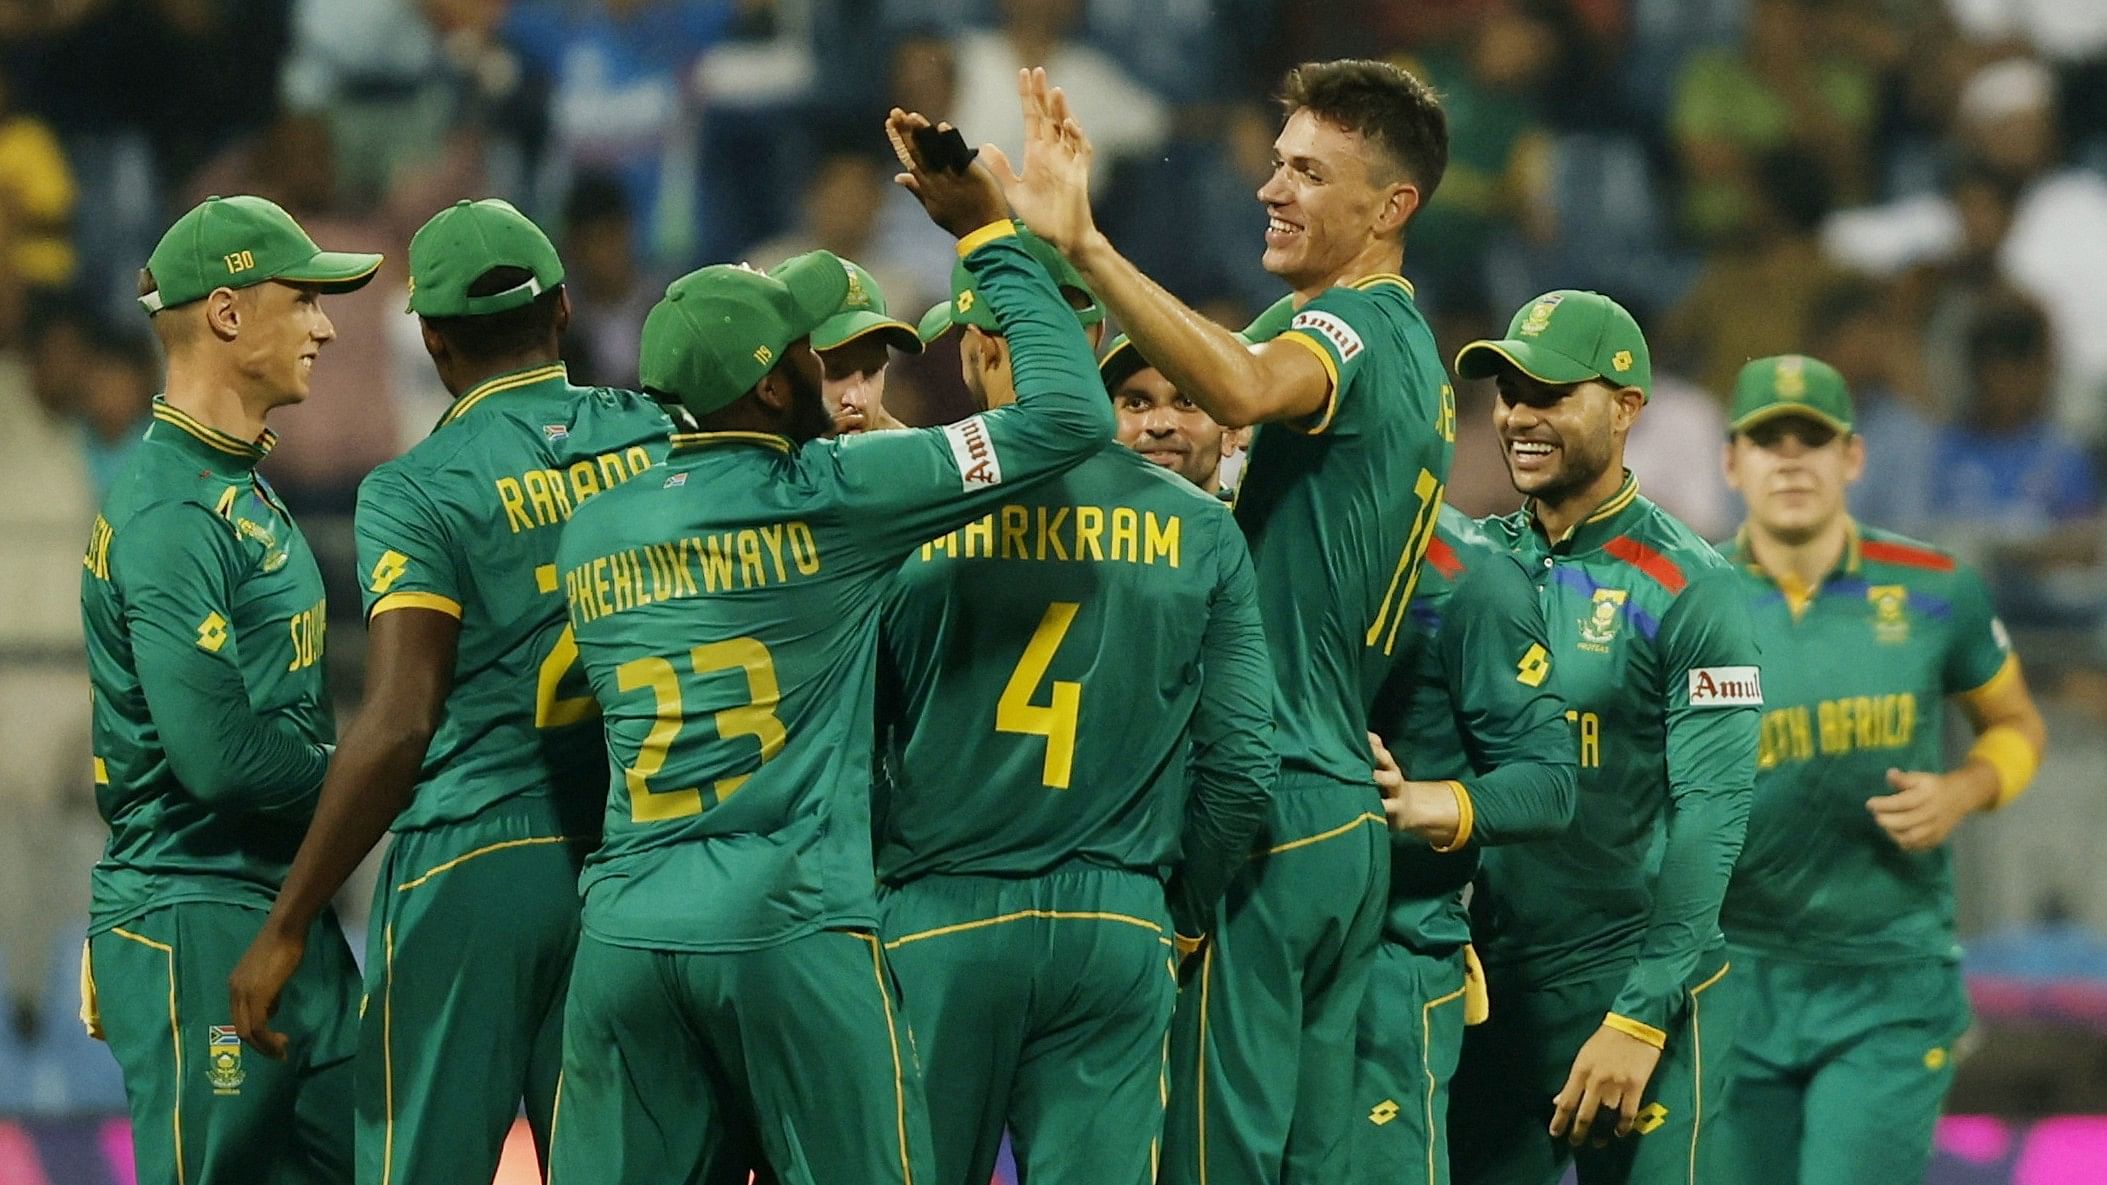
[1967, 293, 2050, 368]
[422, 265, 564, 360]
[1278, 59, 1448, 205]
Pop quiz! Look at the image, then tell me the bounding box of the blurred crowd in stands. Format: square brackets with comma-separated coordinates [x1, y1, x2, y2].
[1, 0, 2106, 1111]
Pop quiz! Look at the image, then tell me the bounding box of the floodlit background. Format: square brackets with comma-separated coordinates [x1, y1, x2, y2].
[0, 0, 2104, 1180]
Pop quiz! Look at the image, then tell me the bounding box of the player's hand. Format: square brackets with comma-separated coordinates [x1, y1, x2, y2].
[1370, 732, 1463, 847]
[228, 923, 304, 1060]
[1549, 1025, 1662, 1146]
[980, 68, 1100, 255]
[1867, 766, 1993, 852]
[884, 108, 1009, 239]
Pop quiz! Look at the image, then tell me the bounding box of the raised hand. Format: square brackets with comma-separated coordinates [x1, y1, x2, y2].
[979, 68, 1100, 255]
[885, 108, 1010, 240]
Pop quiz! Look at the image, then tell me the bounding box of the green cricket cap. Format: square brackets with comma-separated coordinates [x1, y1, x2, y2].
[1729, 354, 1854, 435]
[917, 223, 1103, 343]
[786, 257, 922, 355]
[140, 194, 382, 314]
[406, 198, 565, 317]
[640, 250, 850, 419]
[1454, 289, 1652, 399]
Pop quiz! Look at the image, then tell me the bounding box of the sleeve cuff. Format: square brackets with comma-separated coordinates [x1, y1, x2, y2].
[1969, 722, 2040, 809]
[1276, 330, 1341, 433]
[1603, 1011, 1668, 1050]
[956, 219, 1018, 257]
[369, 591, 463, 620]
[1429, 780, 1475, 852]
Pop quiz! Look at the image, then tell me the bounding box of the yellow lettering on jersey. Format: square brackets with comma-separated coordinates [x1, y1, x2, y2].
[1144, 512, 1179, 568]
[961, 514, 995, 559]
[756, 523, 789, 582]
[496, 478, 532, 532]
[610, 549, 638, 613]
[591, 556, 614, 619]
[697, 536, 734, 592]
[1757, 706, 1814, 770]
[286, 599, 327, 671]
[1036, 507, 1071, 561]
[1108, 506, 1137, 563]
[924, 532, 958, 561]
[83, 516, 114, 581]
[495, 446, 655, 534]
[1001, 504, 1029, 558]
[735, 530, 767, 585]
[567, 460, 602, 506]
[1073, 505, 1105, 561]
[1565, 709, 1601, 769]
[788, 522, 821, 575]
[1811, 693, 1916, 761]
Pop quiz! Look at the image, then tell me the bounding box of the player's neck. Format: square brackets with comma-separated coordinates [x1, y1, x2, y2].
[1531, 460, 1628, 544]
[1289, 241, 1404, 307]
[445, 350, 561, 399]
[1745, 515, 1853, 595]
[162, 357, 273, 442]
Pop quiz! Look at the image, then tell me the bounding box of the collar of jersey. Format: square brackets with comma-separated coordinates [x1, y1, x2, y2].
[147, 397, 275, 469]
[1347, 272, 1415, 297]
[1731, 518, 1863, 613]
[436, 362, 569, 430]
[1527, 469, 1639, 553]
[668, 430, 794, 455]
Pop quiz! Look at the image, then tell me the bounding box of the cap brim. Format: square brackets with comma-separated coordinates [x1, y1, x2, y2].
[1453, 339, 1603, 386]
[1098, 335, 1146, 392]
[1729, 404, 1852, 436]
[815, 309, 925, 355]
[916, 302, 955, 345]
[276, 250, 385, 294]
[772, 252, 852, 345]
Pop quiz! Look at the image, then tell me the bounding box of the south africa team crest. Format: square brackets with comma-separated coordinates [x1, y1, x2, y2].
[1868, 585, 1910, 644]
[206, 1026, 245, 1094]
[1579, 588, 1627, 652]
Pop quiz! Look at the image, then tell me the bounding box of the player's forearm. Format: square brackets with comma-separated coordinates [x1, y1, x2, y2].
[1069, 232, 1275, 428]
[966, 233, 1113, 449]
[1461, 758, 1578, 846]
[261, 714, 430, 938]
[138, 650, 330, 817]
[1608, 785, 1749, 1037]
[1174, 554, 1276, 935]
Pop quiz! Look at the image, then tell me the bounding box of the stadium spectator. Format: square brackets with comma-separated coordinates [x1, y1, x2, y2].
[1671, 0, 1879, 242]
[742, 149, 941, 320]
[1933, 292, 2101, 535]
[949, 0, 1169, 196]
[558, 171, 658, 390]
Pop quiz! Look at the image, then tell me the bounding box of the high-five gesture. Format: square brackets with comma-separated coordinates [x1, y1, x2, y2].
[980, 68, 1101, 255]
[885, 107, 1009, 239]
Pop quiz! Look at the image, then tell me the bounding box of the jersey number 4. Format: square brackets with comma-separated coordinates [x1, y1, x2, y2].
[998, 602, 1082, 790]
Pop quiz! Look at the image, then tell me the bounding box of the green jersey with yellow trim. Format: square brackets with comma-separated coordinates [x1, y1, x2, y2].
[353, 363, 671, 834]
[1371, 506, 1576, 953]
[553, 231, 1115, 953]
[1476, 475, 1759, 1040]
[873, 443, 1275, 931]
[80, 399, 333, 933]
[1721, 524, 2010, 965]
[1238, 275, 1454, 786]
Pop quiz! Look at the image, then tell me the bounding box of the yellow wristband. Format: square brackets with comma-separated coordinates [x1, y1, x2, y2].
[1429, 780, 1475, 853]
[1603, 1012, 1668, 1050]
[1970, 723, 2040, 809]
[956, 219, 1017, 256]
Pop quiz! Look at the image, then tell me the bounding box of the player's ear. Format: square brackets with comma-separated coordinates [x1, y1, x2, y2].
[205, 287, 242, 341]
[552, 285, 573, 337]
[1843, 431, 1867, 485]
[417, 317, 447, 367]
[1376, 178, 1419, 237]
[1610, 385, 1645, 433]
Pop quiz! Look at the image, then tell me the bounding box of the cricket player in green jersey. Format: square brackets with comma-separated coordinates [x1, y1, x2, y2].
[987, 61, 1454, 1184]
[875, 251, 1276, 1185]
[1712, 355, 2047, 1185]
[225, 199, 672, 1184]
[1354, 504, 1578, 1185]
[806, 257, 923, 434]
[80, 195, 380, 1185]
[1100, 333, 1245, 496]
[1448, 290, 1759, 1185]
[544, 113, 1115, 1184]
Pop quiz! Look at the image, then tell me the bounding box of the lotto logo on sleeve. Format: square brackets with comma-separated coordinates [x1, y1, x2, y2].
[942, 416, 1005, 490]
[1290, 310, 1363, 361]
[1688, 666, 1763, 708]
